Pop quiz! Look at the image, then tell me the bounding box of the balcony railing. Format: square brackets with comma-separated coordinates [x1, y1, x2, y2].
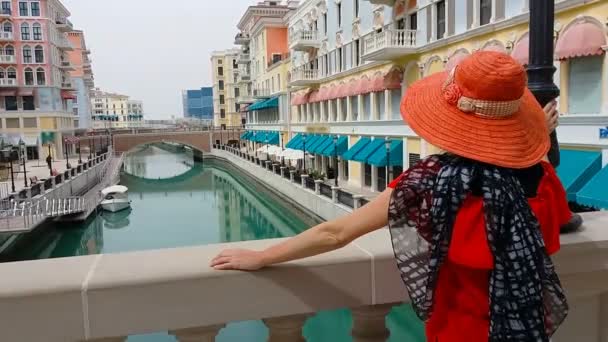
[362, 29, 417, 61]
[234, 32, 250, 45]
[267, 53, 290, 68]
[56, 19, 74, 32]
[0, 54, 16, 64]
[60, 61, 75, 70]
[289, 30, 320, 51]
[0, 31, 13, 41]
[289, 67, 319, 87]
[61, 82, 74, 89]
[253, 88, 271, 98]
[0, 78, 16, 87]
[237, 53, 251, 64]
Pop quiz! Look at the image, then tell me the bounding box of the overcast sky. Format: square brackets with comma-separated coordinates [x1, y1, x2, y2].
[62, 0, 253, 119]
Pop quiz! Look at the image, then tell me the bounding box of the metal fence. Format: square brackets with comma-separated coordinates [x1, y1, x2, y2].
[337, 190, 354, 208]
[319, 183, 332, 199]
[305, 177, 316, 191]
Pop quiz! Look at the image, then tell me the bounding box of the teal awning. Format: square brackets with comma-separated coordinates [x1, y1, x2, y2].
[342, 137, 371, 161]
[556, 150, 602, 201]
[250, 131, 264, 142]
[240, 131, 251, 140]
[320, 136, 348, 157]
[249, 96, 279, 111]
[309, 135, 330, 154]
[368, 140, 403, 167]
[313, 136, 335, 155]
[297, 135, 320, 152]
[352, 138, 385, 163]
[264, 132, 280, 145]
[576, 164, 608, 209]
[285, 134, 302, 149]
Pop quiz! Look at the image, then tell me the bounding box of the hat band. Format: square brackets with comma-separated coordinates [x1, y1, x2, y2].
[442, 68, 522, 118]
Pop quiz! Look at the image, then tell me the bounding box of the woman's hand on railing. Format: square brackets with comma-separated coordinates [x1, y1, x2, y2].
[210, 249, 266, 271]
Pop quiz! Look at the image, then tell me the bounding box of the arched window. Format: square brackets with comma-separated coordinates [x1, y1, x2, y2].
[7, 67, 16, 79]
[22, 45, 31, 63]
[5, 45, 14, 56]
[34, 45, 43, 63]
[0, 67, 5, 79]
[36, 67, 45, 85]
[24, 67, 34, 85]
[20, 23, 30, 40]
[2, 22, 11, 33]
[32, 23, 42, 40]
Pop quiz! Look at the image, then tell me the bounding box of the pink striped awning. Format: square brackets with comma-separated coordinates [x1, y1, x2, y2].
[511, 35, 529, 65]
[556, 21, 606, 60]
[356, 76, 371, 95]
[317, 87, 329, 102]
[370, 75, 385, 93]
[308, 90, 320, 103]
[290, 94, 301, 106]
[326, 86, 338, 100]
[384, 67, 403, 90]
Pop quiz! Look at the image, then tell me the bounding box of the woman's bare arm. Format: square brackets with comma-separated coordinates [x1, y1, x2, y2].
[210, 188, 393, 270]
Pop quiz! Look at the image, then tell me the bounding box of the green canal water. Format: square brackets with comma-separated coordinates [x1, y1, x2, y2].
[6, 145, 425, 342]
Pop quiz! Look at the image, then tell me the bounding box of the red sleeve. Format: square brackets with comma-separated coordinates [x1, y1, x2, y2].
[388, 173, 405, 189]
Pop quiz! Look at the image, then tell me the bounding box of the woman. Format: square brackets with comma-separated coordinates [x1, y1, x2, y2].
[211, 52, 569, 341]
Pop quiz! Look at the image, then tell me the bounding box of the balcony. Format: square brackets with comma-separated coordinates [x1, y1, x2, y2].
[363, 0, 396, 5]
[0, 31, 14, 41]
[60, 61, 75, 71]
[289, 30, 321, 51]
[362, 29, 418, 61]
[0, 54, 16, 64]
[253, 88, 271, 99]
[61, 82, 75, 90]
[234, 32, 250, 45]
[238, 72, 251, 83]
[0, 8, 11, 17]
[236, 94, 255, 104]
[289, 67, 320, 87]
[237, 53, 251, 64]
[57, 37, 74, 51]
[0, 78, 16, 87]
[56, 19, 74, 32]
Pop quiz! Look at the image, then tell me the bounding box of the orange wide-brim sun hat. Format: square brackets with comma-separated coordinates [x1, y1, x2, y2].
[401, 51, 550, 169]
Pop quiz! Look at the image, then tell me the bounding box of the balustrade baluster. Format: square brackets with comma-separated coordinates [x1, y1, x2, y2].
[351, 304, 394, 342]
[264, 314, 309, 342]
[169, 324, 225, 342]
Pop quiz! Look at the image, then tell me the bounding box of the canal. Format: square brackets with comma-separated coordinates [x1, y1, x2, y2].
[3, 145, 425, 342]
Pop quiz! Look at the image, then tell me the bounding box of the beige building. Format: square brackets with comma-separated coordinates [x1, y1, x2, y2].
[90, 88, 144, 129]
[211, 49, 243, 128]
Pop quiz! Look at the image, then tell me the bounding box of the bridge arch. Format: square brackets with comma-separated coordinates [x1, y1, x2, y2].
[113, 131, 214, 154]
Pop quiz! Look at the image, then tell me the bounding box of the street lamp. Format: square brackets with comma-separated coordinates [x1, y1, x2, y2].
[78, 138, 82, 164]
[528, 1, 582, 233]
[385, 138, 391, 188]
[64, 137, 70, 169]
[19, 140, 27, 187]
[2, 149, 15, 193]
[302, 134, 307, 173]
[253, 131, 258, 162]
[333, 135, 339, 187]
[47, 144, 53, 176]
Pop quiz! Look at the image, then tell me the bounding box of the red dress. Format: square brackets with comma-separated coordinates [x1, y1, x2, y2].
[388, 161, 570, 342]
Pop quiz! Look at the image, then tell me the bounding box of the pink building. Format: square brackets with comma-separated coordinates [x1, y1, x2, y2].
[0, 0, 78, 160]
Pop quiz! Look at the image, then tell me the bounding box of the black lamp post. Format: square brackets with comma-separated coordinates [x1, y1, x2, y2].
[64, 138, 70, 169]
[253, 131, 257, 162]
[302, 134, 307, 173]
[47, 144, 52, 176]
[2, 149, 15, 193]
[385, 138, 391, 187]
[78, 139, 82, 164]
[281, 134, 285, 167]
[90, 137, 95, 159]
[333, 135, 338, 187]
[528, 1, 582, 233]
[19, 141, 27, 187]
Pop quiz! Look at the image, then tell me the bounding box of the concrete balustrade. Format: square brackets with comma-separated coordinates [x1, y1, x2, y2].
[0, 212, 606, 341]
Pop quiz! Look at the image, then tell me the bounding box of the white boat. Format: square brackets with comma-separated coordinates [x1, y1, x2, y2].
[100, 185, 131, 212]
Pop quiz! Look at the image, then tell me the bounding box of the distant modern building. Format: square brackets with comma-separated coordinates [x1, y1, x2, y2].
[67, 30, 95, 129]
[182, 87, 213, 123]
[90, 88, 144, 129]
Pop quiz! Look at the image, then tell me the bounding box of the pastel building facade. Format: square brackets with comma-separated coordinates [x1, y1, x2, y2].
[66, 29, 94, 129]
[0, 0, 80, 160]
[234, 0, 297, 147]
[90, 88, 144, 129]
[244, 0, 608, 208]
[211, 48, 243, 129]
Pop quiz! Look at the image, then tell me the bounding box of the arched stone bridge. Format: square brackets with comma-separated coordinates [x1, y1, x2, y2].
[113, 130, 242, 154]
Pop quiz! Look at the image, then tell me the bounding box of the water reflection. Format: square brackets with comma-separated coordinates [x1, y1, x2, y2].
[102, 209, 132, 230]
[123, 144, 194, 180]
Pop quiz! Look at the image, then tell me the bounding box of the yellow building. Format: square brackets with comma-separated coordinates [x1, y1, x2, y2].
[284, 0, 608, 195]
[211, 49, 243, 128]
[90, 88, 145, 129]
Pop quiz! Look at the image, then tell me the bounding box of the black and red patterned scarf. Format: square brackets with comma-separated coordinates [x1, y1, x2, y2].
[388, 154, 568, 341]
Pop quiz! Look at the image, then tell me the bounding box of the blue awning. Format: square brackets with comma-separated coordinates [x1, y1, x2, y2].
[314, 136, 335, 155]
[576, 164, 608, 209]
[251, 131, 266, 142]
[249, 96, 279, 111]
[320, 136, 348, 157]
[302, 135, 321, 152]
[342, 137, 371, 161]
[556, 150, 602, 201]
[240, 131, 250, 140]
[309, 135, 330, 154]
[264, 132, 280, 145]
[368, 140, 403, 167]
[285, 134, 302, 149]
[352, 138, 385, 163]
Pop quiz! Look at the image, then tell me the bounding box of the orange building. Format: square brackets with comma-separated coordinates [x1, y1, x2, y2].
[66, 30, 95, 128]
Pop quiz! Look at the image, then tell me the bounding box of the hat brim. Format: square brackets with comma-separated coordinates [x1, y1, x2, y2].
[401, 71, 550, 169]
